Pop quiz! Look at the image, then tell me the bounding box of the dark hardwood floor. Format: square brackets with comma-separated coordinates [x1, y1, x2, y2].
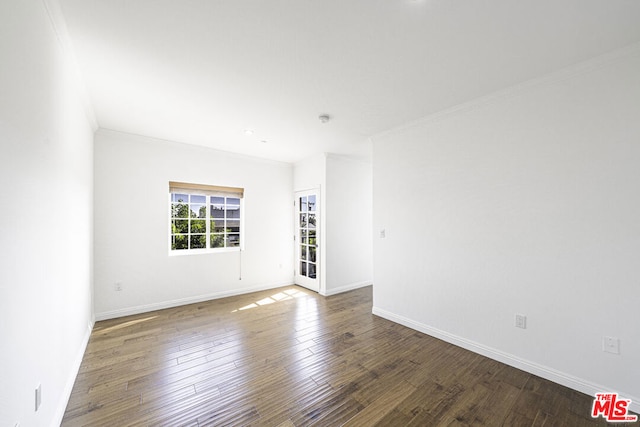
[62, 286, 625, 426]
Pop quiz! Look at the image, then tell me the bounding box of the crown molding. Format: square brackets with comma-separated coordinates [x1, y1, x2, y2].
[373, 41, 640, 142]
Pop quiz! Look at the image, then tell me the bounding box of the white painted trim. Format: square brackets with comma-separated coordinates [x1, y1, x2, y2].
[294, 188, 321, 293]
[95, 281, 294, 321]
[373, 41, 640, 142]
[372, 306, 640, 414]
[52, 320, 94, 427]
[321, 281, 371, 297]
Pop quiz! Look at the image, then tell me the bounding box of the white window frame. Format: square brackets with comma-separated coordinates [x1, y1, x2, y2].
[168, 182, 244, 256]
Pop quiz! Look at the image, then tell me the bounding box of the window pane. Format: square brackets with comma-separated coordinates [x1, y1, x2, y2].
[227, 233, 240, 247]
[308, 195, 316, 212]
[300, 245, 307, 260]
[309, 236, 316, 246]
[191, 204, 206, 218]
[172, 203, 189, 218]
[172, 193, 189, 203]
[309, 246, 316, 262]
[301, 261, 307, 277]
[226, 205, 240, 219]
[172, 235, 188, 250]
[308, 263, 316, 279]
[301, 229, 307, 238]
[301, 237, 307, 244]
[211, 205, 224, 219]
[211, 220, 225, 233]
[190, 195, 206, 204]
[308, 229, 316, 239]
[300, 196, 307, 212]
[211, 234, 224, 248]
[226, 220, 240, 233]
[190, 219, 206, 233]
[173, 220, 189, 234]
[190, 234, 206, 249]
[299, 213, 307, 228]
[308, 214, 316, 229]
[171, 190, 243, 253]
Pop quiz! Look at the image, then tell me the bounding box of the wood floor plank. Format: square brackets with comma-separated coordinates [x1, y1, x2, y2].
[343, 380, 416, 426]
[62, 285, 610, 426]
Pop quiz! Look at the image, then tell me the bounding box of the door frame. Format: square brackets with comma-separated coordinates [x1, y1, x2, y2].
[294, 188, 320, 292]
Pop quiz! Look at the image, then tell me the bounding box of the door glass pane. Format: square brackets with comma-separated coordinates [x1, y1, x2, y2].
[299, 213, 307, 228]
[308, 214, 316, 229]
[309, 246, 316, 262]
[300, 196, 307, 212]
[308, 263, 316, 279]
[308, 195, 316, 211]
[300, 245, 307, 260]
[301, 261, 307, 277]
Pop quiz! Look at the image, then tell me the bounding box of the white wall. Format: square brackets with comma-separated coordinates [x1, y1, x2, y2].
[0, 1, 95, 426]
[325, 154, 373, 295]
[294, 153, 373, 296]
[94, 129, 294, 319]
[372, 46, 640, 410]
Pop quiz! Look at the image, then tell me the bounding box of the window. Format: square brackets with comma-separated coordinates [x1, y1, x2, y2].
[169, 182, 243, 253]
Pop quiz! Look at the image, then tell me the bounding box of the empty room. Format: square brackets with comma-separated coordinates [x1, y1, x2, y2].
[1, 0, 640, 426]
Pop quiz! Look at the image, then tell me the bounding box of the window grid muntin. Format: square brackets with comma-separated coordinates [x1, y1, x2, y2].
[170, 193, 241, 252]
[298, 194, 317, 278]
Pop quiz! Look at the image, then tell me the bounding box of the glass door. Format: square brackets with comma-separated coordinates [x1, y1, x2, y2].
[295, 189, 319, 291]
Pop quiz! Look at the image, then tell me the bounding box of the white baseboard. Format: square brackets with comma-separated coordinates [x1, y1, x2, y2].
[372, 306, 640, 414]
[321, 280, 372, 296]
[52, 319, 94, 427]
[95, 281, 294, 321]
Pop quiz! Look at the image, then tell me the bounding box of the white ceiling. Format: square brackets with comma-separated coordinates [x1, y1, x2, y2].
[58, 0, 640, 163]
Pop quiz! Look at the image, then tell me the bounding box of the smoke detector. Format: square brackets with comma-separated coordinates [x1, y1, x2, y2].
[319, 114, 330, 123]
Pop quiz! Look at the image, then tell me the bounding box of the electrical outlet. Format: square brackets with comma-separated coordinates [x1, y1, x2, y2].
[603, 336, 620, 354]
[35, 384, 41, 412]
[515, 314, 527, 329]
[114, 282, 122, 291]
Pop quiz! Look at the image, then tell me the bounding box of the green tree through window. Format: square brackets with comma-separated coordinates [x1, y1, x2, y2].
[170, 192, 241, 252]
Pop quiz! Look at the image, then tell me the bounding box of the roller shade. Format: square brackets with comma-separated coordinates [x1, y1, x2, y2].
[169, 181, 244, 198]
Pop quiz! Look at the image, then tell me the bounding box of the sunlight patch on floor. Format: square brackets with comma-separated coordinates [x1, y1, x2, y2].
[97, 316, 158, 334]
[232, 288, 308, 312]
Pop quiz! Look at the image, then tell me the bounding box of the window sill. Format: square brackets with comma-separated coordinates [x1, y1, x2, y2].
[168, 247, 241, 257]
